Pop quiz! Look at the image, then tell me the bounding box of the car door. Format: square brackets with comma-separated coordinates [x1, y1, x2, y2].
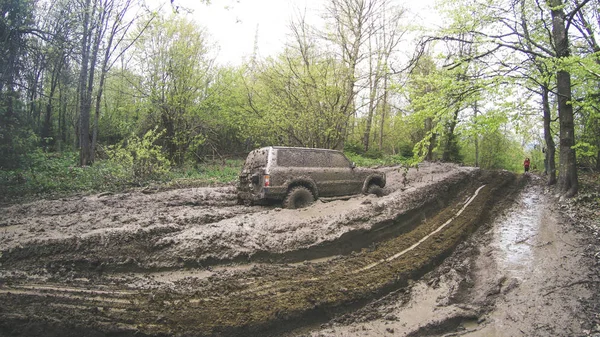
[310, 150, 339, 196]
[328, 152, 362, 196]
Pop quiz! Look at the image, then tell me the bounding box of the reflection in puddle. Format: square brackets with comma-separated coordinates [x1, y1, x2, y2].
[493, 186, 541, 278]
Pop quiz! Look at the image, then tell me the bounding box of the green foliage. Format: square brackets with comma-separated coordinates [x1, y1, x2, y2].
[344, 151, 409, 167]
[344, 141, 365, 155]
[105, 128, 171, 183]
[249, 50, 350, 149]
[0, 127, 39, 169]
[133, 13, 213, 164]
[459, 128, 525, 172]
[0, 152, 242, 202]
[0, 150, 123, 199]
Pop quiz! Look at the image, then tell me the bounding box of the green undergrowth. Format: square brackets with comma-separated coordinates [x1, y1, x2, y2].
[0, 151, 243, 203]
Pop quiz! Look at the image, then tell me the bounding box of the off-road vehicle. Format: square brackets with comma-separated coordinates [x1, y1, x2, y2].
[237, 146, 386, 208]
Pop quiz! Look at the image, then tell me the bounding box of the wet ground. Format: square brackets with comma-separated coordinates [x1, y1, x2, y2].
[1, 164, 598, 337]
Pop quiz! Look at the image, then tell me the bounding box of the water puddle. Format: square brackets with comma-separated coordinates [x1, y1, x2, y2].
[492, 186, 541, 278]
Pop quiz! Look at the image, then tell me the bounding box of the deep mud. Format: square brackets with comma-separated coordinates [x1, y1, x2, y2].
[0, 163, 597, 337]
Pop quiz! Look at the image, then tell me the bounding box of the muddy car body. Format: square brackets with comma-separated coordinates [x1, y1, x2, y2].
[237, 146, 386, 208]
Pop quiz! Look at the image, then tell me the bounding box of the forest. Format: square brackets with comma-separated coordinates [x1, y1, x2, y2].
[1, 0, 599, 199]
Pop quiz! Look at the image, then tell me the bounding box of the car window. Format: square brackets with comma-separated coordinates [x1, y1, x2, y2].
[277, 149, 302, 167]
[277, 149, 348, 168]
[330, 152, 350, 168]
[306, 151, 328, 167]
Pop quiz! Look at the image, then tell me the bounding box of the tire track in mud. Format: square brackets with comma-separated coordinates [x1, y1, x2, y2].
[0, 170, 519, 337]
[0, 203, 269, 273]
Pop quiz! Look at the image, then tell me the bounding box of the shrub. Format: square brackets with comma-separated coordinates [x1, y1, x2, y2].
[344, 141, 365, 155]
[106, 128, 171, 183]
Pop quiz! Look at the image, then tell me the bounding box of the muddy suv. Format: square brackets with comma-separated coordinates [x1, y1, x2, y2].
[237, 146, 386, 208]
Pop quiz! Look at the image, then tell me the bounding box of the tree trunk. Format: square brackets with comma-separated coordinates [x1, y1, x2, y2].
[473, 101, 479, 167]
[78, 0, 92, 166]
[42, 64, 62, 150]
[541, 85, 557, 185]
[91, 17, 117, 163]
[549, 0, 578, 197]
[85, 6, 104, 164]
[442, 109, 459, 162]
[424, 117, 435, 161]
[378, 74, 388, 151]
[363, 67, 379, 152]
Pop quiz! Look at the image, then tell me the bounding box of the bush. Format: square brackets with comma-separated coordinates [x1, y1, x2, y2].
[106, 128, 171, 183]
[344, 141, 365, 155]
[364, 148, 384, 159]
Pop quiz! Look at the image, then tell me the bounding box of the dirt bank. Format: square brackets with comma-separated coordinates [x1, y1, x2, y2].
[1, 164, 596, 336]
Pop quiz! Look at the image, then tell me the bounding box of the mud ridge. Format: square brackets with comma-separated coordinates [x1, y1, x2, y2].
[239, 170, 479, 265]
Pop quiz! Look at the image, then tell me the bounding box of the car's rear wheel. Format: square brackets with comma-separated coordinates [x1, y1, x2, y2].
[284, 186, 314, 209]
[367, 184, 384, 197]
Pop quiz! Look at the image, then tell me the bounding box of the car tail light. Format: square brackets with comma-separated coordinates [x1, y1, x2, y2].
[264, 175, 270, 187]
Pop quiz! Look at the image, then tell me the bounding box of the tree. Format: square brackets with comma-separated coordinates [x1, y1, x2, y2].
[76, 0, 141, 166]
[324, 0, 381, 149]
[0, 0, 37, 168]
[425, 0, 591, 195]
[39, 0, 76, 150]
[361, 1, 406, 153]
[133, 14, 213, 164]
[548, 0, 578, 197]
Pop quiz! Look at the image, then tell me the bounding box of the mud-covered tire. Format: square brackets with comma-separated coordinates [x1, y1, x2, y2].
[367, 184, 384, 197]
[283, 186, 314, 209]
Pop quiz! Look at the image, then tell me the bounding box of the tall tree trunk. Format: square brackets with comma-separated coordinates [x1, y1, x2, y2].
[85, 7, 104, 164]
[363, 64, 379, 152]
[378, 74, 388, 151]
[91, 16, 116, 162]
[79, 0, 92, 166]
[424, 117, 435, 161]
[541, 85, 557, 185]
[42, 64, 62, 150]
[442, 109, 460, 162]
[473, 101, 479, 167]
[549, 0, 578, 197]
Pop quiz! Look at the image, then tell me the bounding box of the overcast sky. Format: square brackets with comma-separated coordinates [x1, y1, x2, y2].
[154, 0, 440, 65]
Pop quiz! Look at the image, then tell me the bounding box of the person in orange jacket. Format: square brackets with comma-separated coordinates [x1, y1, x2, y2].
[524, 157, 530, 173]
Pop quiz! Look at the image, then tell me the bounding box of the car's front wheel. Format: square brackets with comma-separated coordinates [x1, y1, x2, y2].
[367, 184, 384, 197]
[283, 186, 314, 209]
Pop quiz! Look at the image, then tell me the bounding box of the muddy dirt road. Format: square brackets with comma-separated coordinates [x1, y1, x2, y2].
[1, 163, 598, 337]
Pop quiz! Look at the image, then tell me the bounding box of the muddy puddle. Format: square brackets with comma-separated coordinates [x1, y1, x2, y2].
[492, 184, 541, 279]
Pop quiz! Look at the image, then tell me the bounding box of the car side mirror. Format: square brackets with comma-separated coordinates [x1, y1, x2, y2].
[351, 162, 356, 169]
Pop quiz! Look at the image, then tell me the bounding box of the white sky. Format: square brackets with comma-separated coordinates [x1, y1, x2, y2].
[151, 0, 440, 65]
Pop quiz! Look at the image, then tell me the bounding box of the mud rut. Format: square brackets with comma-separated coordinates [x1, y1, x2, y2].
[0, 165, 521, 337]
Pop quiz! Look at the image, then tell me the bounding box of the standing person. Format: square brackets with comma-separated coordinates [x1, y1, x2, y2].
[524, 157, 531, 173]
